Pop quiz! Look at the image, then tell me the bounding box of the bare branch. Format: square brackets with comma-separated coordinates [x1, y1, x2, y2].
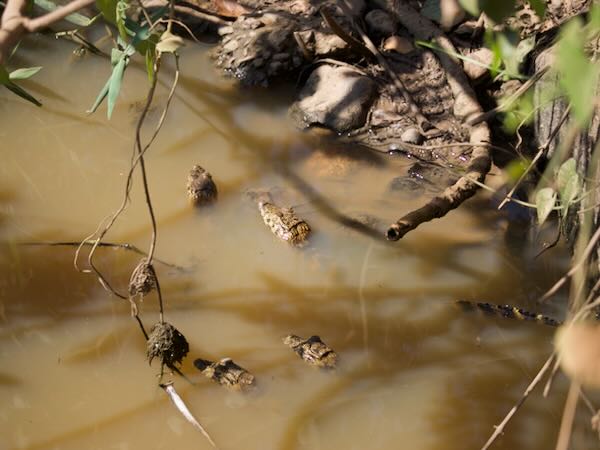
[382, 1, 491, 241]
[0, 0, 95, 64]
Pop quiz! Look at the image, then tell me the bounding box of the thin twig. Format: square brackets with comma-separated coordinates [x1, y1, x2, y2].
[498, 105, 572, 210]
[0, 0, 96, 64]
[20, 240, 183, 269]
[481, 353, 555, 450]
[579, 389, 596, 415]
[540, 224, 600, 302]
[543, 357, 562, 397]
[467, 67, 549, 126]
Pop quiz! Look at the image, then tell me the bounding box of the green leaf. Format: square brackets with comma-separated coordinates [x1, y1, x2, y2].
[557, 17, 600, 127]
[458, 0, 478, 16]
[557, 158, 581, 216]
[34, 0, 92, 26]
[145, 47, 155, 83]
[96, 0, 117, 24]
[156, 30, 184, 54]
[497, 31, 532, 79]
[9, 66, 42, 80]
[502, 89, 534, 133]
[535, 187, 556, 226]
[116, 0, 132, 41]
[513, 36, 535, 70]
[107, 56, 127, 118]
[0, 64, 10, 84]
[87, 76, 110, 114]
[504, 158, 530, 184]
[5, 82, 42, 106]
[526, 0, 545, 18]
[111, 47, 124, 66]
[0, 64, 42, 106]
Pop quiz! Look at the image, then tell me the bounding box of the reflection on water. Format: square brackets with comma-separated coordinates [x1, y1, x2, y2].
[0, 37, 594, 450]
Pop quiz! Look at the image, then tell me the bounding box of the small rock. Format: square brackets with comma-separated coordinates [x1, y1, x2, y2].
[294, 29, 349, 59]
[288, 0, 317, 15]
[218, 26, 234, 36]
[383, 35, 414, 54]
[388, 176, 425, 197]
[222, 39, 239, 53]
[365, 9, 396, 37]
[439, 0, 465, 30]
[463, 47, 493, 80]
[401, 127, 424, 144]
[289, 65, 377, 132]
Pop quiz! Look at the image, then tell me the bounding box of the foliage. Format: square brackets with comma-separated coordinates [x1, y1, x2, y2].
[88, 0, 169, 118]
[556, 16, 600, 126]
[0, 64, 42, 106]
[34, 0, 94, 26]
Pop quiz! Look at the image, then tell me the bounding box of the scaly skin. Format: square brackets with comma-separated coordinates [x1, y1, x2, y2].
[258, 200, 311, 246]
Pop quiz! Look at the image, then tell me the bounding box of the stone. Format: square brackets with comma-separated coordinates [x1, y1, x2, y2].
[365, 9, 396, 37]
[294, 30, 349, 59]
[289, 65, 377, 132]
[463, 47, 493, 81]
[383, 35, 414, 54]
[439, 0, 465, 30]
[401, 127, 424, 144]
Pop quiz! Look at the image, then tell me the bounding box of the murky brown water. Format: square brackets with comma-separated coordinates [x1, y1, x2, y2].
[1, 36, 598, 450]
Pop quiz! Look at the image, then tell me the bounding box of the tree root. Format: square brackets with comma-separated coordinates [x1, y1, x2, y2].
[381, 1, 491, 241]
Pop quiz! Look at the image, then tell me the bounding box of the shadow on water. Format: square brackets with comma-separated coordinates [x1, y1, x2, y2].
[0, 40, 589, 450]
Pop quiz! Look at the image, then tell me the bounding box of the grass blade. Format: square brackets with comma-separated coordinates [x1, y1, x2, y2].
[107, 56, 126, 118]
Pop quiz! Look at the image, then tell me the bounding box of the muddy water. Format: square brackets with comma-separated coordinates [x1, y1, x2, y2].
[0, 37, 596, 450]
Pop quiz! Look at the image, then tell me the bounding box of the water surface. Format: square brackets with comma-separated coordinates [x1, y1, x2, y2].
[0, 36, 595, 450]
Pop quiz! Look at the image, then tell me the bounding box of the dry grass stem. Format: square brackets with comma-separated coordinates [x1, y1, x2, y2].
[481, 354, 555, 450]
[555, 381, 580, 450]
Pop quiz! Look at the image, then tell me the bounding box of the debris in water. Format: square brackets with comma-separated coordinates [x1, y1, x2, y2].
[129, 258, 156, 297]
[146, 321, 189, 368]
[160, 382, 219, 448]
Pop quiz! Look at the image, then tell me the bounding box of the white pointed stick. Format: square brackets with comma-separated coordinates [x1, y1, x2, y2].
[160, 382, 219, 449]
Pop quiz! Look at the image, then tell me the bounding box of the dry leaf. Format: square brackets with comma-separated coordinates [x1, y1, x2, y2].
[213, 0, 250, 18]
[555, 323, 600, 389]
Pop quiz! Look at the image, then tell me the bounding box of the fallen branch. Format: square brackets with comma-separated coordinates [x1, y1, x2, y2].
[0, 0, 95, 65]
[383, 1, 491, 241]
